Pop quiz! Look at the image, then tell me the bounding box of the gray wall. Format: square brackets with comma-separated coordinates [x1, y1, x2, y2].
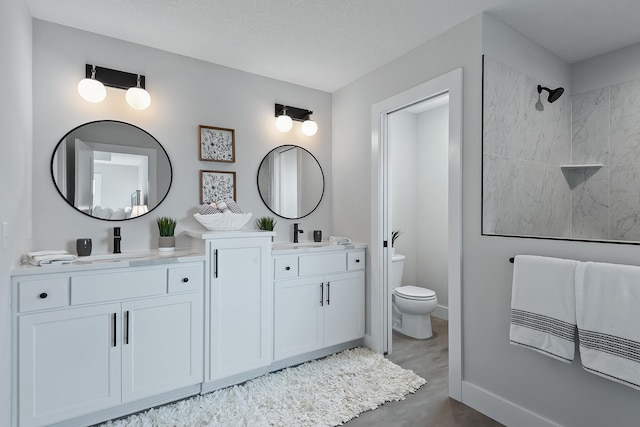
[32, 20, 333, 253]
[389, 111, 418, 284]
[416, 105, 449, 311]
[334, 12, 640, 427]
[389, 105, 449, 314]
[0, 2, 33, 425]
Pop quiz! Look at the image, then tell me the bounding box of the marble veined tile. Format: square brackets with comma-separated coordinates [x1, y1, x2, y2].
[572, 88, 609, 165]
[483, 154, 522, 235]
[482, 154, 499, 234]
[611, 164, 640, 240]
[544, 92, 572, 165]
[611, 79, 640, 165]
[523, 161, 571, 237]
[522, 75, 546, 162]
[483, 57, 525, 158]
[571, 167, 609, 239]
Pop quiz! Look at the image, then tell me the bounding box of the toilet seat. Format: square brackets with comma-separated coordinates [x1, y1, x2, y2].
[394, 285, 436, 301]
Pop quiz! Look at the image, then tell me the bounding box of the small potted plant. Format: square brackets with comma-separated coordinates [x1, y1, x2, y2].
[157, 217, 177, 252]
[255, 216, 277, 231]
[391, 230, 401, 256]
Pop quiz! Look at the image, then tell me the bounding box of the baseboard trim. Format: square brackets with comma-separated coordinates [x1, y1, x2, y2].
[433, 305, 448, 320]
[461, 381, 560, 427]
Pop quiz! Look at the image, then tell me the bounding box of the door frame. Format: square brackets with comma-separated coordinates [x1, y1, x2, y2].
[368, 68, 463, 400]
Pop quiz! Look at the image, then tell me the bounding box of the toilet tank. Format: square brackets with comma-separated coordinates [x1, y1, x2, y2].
[391, 254, 406, 288]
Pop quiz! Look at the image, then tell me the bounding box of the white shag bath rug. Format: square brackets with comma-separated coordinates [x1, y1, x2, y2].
[101, 347, 426, 427]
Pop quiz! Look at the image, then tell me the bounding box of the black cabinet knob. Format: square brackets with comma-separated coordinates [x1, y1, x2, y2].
[285, 266, 291, 271]
[39, 292, 48, 299]
[182, 277, 189, 283]
[355, 259, 360, 263]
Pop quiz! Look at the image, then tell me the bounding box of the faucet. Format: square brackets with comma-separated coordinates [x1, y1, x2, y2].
[113, 227, 121, 254]
[293, 223, 304, 243]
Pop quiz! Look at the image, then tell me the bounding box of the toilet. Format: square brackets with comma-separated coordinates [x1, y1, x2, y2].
[391, 254, 438, 339]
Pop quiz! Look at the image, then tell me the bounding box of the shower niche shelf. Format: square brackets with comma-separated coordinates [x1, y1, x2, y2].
[560, 164, 603, 169]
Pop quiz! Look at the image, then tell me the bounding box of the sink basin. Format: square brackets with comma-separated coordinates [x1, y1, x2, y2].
[272, 241, 346, 252]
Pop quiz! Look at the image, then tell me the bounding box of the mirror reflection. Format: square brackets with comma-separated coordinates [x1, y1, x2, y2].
[257, 145, 324, 219]
[51, 120, 172, 220]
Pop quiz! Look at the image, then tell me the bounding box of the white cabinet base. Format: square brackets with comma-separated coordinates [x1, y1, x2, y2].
[47, 385, 200, 427]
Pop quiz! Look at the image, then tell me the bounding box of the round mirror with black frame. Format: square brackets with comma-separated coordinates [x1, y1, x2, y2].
[50, 120, 173, 221]
[257, 145, 324, 219]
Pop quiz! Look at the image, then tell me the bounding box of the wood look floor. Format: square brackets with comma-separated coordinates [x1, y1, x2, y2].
[344, 318, 504, 427]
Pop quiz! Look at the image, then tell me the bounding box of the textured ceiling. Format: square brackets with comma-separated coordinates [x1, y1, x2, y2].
[25, 0, 640, 92]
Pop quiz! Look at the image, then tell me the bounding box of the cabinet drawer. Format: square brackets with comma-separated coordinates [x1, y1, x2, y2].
[274, 257, 299, 279]
[299, 253, 346, 276]
[19, 277, 69, 312]
[168, 264, 203, 293]
[71, 269, 166, 304]
[347, 251, 365, 271]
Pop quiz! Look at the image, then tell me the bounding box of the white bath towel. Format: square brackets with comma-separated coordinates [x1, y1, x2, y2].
[510, 255, 579, 362]
[575, 261, 640, 390]
[26, 250, 77, 266]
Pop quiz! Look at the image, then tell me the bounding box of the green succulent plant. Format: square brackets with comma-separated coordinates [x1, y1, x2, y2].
[156, 217, 177, 237]
[255, 216, 277, 231]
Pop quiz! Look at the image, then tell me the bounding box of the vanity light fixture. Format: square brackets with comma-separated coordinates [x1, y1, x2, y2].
[274, 103, 317, 136]
[275, 105, 293, 132]
[126, 74, 151, 110]
[77, 65, 106, 103]
[78, 64, 151, 110]
[301, 117, 318, 136]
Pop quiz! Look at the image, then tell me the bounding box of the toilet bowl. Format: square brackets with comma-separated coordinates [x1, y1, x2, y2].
[391, 254, 438, 339]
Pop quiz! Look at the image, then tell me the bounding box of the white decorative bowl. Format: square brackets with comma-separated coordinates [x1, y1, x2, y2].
[194, 212, 252, 231]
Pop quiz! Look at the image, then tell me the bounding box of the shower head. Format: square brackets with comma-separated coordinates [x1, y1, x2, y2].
[537, 85, 565, 103]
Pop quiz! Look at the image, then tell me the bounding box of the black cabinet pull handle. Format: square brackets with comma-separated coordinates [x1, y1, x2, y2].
[182, 277, 189, 283]
[39, 292, 48, 299]
[112, 313, 117, 347]
[214, 249, 219, 278]
[125, 310, 130, 345]
[285, 266, 291, 271]
[327, 282, 331, 305]
[320, 283, 324, 306]
[355, 259, 360, 263]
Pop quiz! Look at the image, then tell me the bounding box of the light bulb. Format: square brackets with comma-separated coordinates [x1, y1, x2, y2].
[126, 87, 151, 110]
[276, 114, 293, 132]
[301, 119, 318, 136]
[77, 77, 106, 103]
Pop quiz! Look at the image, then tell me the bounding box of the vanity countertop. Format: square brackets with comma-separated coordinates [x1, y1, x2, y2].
[271, 241, 366, 255]
[11, 248, 205, 276]
[185, 230, 276, 240]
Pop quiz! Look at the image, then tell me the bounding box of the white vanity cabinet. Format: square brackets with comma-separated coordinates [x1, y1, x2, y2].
[12, 259, 204, 427]
[273, 249, 365, 361]
[187, 231, 274, 388]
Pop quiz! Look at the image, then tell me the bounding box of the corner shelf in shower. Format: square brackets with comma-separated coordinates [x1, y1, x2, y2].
[560, 164, 603, 169]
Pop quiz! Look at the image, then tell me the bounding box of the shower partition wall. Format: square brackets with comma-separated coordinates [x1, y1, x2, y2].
[483, 55, 640, 242]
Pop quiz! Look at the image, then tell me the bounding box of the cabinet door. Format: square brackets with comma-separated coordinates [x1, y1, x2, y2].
[208, 238, 272, 380]
[323, 272, 365, 348]
[18, 304, 121, 427]
[121, 293, 203, 402]
[274, 276, 324, 360]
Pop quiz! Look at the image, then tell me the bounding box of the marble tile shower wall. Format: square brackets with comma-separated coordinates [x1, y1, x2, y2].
[483, 56, 572, 237]
[484, 56, 640, 241]
[572, 79, 640, 241]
